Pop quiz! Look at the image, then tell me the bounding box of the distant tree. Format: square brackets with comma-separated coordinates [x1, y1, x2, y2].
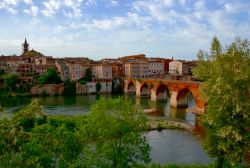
[24, 50, 43, 57]
[38, 68, 61, 85]
[193, 37, 250, 167]
[96, 82, 102, 93]
[80, 97, 151, 167]
[0, 69, 4, 76]
[3, 73, 18, 92]
[112, 81, 123, 94]
[84, 68, 92, 82]
[63, 79, 76, 96]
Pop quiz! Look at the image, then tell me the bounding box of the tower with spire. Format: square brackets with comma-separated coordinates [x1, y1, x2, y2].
[22, 38, 29, 54]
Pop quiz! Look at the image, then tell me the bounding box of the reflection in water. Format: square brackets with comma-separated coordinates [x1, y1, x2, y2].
[0, 94, 197, 125]
[147, 130, 213, 164]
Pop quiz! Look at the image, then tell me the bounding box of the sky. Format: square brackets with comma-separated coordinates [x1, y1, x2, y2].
[0, 0, 249, 60]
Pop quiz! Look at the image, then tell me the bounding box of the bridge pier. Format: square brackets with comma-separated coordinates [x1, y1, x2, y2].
[150, 89, 157, 101]
[124, 79, 205, 114]
[170, 91, 188, 108]
[136, 81, 141, 97]
[124, 80, 128, 93]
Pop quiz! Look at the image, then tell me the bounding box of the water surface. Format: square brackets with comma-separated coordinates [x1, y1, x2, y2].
[0, 94, 213, 165]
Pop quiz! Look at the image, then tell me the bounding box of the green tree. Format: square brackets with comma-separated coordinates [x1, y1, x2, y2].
[63, 79, 76, 95]
[81, 97, 151, 168]
[21, 116, 84, 168]
[3, 73, 18, 92]
[0, 69, 4, 76]
[0, 99, 45, 167]
[193, 37, 250, 167]
[0, 99, 85, 167]
[96, 82, 102, 93]
[38, 68, 61, 85]
[85, 68, 92, 82]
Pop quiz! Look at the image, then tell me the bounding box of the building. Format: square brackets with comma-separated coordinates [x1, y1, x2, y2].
[163, 58, 173, 73]
[112, 63, 124, 78]
[169, 60, 197, 76]
[22, 38, 29, 54]
[55, 59, 69, 81]
[34, 56, 55, 66]
[67, 62, 91, 81]
[34, 65, 54, 75]
[92, 64, 112, 80]
[169, 60, 183, 75]
[16, 63, 34, 76]
[0, 56, 8, 70]
[124, 62, 149, 78]
[185, 61, 197, 75]
[147, 58, 164, 75]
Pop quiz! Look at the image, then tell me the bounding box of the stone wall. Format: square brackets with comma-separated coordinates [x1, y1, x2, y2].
[31, 84, 64, 96]
[76, 81, 112, 94]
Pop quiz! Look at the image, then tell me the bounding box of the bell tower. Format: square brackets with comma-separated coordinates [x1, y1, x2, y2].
[22, 38, 29, 54]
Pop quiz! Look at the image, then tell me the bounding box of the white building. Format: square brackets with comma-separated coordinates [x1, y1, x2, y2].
[169, 60, 183, 75]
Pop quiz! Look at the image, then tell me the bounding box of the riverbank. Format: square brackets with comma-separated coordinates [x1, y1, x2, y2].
[147, 119, 193, 131]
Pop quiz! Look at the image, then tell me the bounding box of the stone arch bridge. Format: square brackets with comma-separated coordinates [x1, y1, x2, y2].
[124, 78, 206, 114]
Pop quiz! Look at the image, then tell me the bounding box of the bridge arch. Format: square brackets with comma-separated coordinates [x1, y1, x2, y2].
[127, 81, 136, 94]
[140, 82, 151, 97]
[156, 84, 170, 101]
[176, 88, 195, 108]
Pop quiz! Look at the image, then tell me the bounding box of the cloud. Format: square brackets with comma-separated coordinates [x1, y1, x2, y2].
[178, 0, 186, 6]
[85, 0, 96, 6]
[41, 0, 61, 17]
[132, 0, 177, 22]
[5, 0, 19, 6]
[23, 0, 32, 5]
[67, 11, 152, 31]
[53, 25, 66, 33]
[23, 5, 38, 16]
[0, 0, 250, 59]
[0, 0, 19, 14]
[41, 0, 88, 18]
[89, 16, 126, 30]
[194, 0, 205, 11]
[7, 7, 17, 14]
[63, 0, 83, 18]
[106, 0, 118, 7]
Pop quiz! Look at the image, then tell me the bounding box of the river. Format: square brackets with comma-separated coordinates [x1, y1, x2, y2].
[0, 94, 213, 165]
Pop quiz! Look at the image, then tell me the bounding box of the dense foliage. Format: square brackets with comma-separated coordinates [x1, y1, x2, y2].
[78, 68, 93, 85]
[96, 82, 102, 93]
[0, 97, 151, 167]
[112, 80, 124, 94]
[193, 37, 250, 167]
[3, 73, 18, 92]
[80, 97, 151, 167]
[38, 68, 62, 85]
[63, 79, 76, 95]
[0, 69, 4, 76]
[84, 68, 92, 82]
